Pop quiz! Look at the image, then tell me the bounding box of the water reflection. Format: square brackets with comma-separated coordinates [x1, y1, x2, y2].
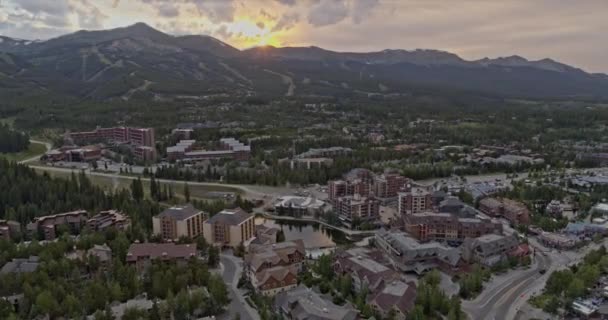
[255, 217, 350, 249]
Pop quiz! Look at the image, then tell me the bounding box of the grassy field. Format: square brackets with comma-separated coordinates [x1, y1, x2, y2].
[39, 169, 242, 201]
[0, 142, 47, 162]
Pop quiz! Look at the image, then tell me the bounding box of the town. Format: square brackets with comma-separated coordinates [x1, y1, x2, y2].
[5, 130, 608, 320]
[2, 3, 608, 319]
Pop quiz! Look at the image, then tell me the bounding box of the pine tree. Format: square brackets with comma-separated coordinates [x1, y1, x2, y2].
[184, 182, 191, 202]
[150, 176, 158, 201]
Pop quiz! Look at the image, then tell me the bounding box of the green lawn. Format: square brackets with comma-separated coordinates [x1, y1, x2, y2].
[0, 142, 47, 162]
[39, 169, 241, 201]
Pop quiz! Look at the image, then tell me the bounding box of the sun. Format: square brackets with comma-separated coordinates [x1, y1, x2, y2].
[224, 18, 281, 48]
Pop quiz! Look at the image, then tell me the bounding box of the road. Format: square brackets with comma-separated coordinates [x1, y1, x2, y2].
[219, 254, 260, 320]
[28, 163, 282, 200]
[18, 139, 52, 164]
[462, 251, 551, 320]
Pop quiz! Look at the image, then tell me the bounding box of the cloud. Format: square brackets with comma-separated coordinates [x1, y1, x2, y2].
[307, 0, 348, 27]
[157, 3, 179, 18]
[351, 0, 378, 24]
[190, 0, 236, 24]
[276, 0, 297, 6]
[260, 9, 276, 21]
[71, 0, 108, 30]
[272, 13, 299, 32]
[214, 24, 233, 39]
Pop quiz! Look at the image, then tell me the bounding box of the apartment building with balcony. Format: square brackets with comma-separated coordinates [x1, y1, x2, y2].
[152, 204, 207, 241]
[202, 208, 255, 248]
[26, 210, 88, 240]
[398, 187, 432, 216]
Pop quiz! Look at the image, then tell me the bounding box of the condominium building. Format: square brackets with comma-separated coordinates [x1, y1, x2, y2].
[462, 234, 520, 266]
[334, 195, 380, 227]
[403, 212, 502, 243]
[69, 126, 155, 147]
[152, 204, 207, 241]
[166, 140, 196, 160]
[87, 210, 131, 232]
[175, 137, 251, 162]
[373, 173, 410, 198]
[126, 243, 196, 272]
[328, 179, 370, 202]
[0, 220, 20, 241]
[202, 208, 255, 248]
[375, 229, 465, 275]
[244, 240, 306, 296]
[398, 187, 432, 215]
[26, 210, 88, 240]
[478, 197, 531, 225]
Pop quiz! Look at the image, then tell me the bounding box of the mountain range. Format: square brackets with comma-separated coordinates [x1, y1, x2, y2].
[1, 22, 607, 102]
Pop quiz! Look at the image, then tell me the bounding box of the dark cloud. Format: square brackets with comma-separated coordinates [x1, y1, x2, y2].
[307, 0, 348, 27]
[259, 9, 276, 21]
[272, 13, 299, 32]
[275, 0, 296, 6]
[214, 24, 233, 39]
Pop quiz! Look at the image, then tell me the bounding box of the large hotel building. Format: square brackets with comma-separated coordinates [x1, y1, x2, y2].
[152, 204, 208, 241]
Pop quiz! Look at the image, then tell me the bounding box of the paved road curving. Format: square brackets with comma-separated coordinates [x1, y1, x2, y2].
[219, 254, 260, 320]
[462, 252, 551, 320]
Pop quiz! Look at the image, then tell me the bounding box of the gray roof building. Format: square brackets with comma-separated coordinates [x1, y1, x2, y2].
[274, 285, 358, 320]
[462, 234, 519, 266]
[375, 229, 463, 274]
[0, 256, 40, 274]
[158, 204, 203, 220]
[206, 208, 252, 226]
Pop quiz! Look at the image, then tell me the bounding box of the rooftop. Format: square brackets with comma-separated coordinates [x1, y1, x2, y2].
[206, 208, 252, 226]
[157, 204, 203, 220]
[126, 243, 196, 261]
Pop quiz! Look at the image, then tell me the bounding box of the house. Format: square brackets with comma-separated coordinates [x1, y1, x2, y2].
[126, 243, 196, 272]
[251, 225, 279, 246]
[202, 208, 255, 248]
[0, 256, 40, 274]
[274, 285, 358, 320]
[462, 234, 519, 266]
[152, 204, 207, 241]
[369, 280, 417, 319]
[333, 247, 400, 293]
[244, 240, 306, 296]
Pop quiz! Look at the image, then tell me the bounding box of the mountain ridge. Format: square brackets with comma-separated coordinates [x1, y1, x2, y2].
[1, 22, 607, 101]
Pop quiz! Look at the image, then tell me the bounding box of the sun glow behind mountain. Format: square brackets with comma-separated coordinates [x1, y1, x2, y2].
[226, 18, 282, 48]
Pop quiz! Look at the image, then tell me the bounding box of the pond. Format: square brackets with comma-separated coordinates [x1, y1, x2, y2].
[255, 217, 351, 249]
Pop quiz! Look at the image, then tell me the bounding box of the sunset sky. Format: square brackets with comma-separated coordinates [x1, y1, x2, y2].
[1, 0, 607, 72]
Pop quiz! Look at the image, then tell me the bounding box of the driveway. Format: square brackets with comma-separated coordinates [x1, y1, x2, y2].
[218, 254, 260, 320]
